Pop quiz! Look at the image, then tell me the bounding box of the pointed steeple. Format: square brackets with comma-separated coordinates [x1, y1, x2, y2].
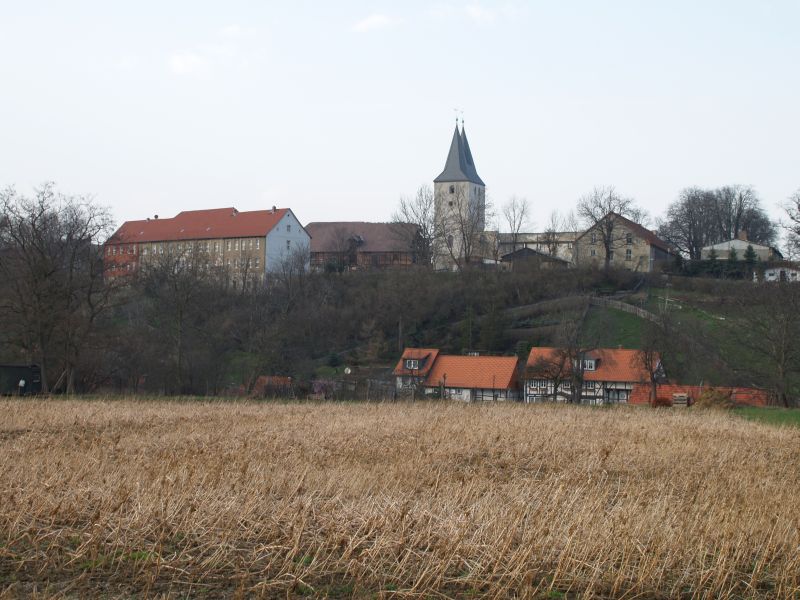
[434, 124, 483, 184]
[459, 124, 485, 186]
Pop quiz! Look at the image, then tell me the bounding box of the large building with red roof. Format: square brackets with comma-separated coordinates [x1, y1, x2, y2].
[104, 206, 309, 284]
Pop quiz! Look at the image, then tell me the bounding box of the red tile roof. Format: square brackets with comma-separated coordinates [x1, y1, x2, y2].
[424, 355, 519, 390]
[107, 207, 290, 244]
[527, 347, 652, 383]
[393, 348, 440, 377]
[630, 384, 768, 407]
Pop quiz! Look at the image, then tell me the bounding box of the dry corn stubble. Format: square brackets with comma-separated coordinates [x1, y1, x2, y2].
[0, 399, 799, 599]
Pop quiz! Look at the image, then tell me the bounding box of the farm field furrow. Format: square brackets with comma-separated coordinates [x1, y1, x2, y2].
[1, 400, 799, 598]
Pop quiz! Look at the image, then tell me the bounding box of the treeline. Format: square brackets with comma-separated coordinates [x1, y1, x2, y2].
[0, 187, 641, 394]
[2, 185, 800, 404]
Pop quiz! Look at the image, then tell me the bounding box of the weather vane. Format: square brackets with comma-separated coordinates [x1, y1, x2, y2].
[453, 108, 464, 125]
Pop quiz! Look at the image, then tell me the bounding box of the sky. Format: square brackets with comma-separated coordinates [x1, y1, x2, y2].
[1, 1, 799, 234]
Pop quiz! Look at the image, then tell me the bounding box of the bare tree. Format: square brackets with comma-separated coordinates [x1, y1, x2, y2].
[434, 185, 491, 271]
[541, 210, 578, 258]
[0, 183, 115, 393]
[542, 302, 598, 404]
[527, 350, 571, 402]
[636, 316, 671, 406]
[392, 185, 436, 267]
[501, 196, 530, 254]
[781, 188, 800, 258]
[736, 282, 800, 407]
[714, 185, 775, 244]
[657, 188, 718, 259]
[577, 186, 643, 270]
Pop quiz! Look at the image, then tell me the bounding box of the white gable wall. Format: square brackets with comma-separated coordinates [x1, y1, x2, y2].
[265, 210, 310, 272]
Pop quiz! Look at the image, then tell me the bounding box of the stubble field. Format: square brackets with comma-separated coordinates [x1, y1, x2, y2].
[1, 399, 799, 599]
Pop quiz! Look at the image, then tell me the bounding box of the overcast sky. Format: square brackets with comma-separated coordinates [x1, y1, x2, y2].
[1, 1, 798, 232]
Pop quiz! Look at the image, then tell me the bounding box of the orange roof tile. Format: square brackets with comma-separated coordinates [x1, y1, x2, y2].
[393, 348, 440, 376]
[107, 207, 290, 244]
[527, 346, 652, 383]
[424, 355, 519, 390]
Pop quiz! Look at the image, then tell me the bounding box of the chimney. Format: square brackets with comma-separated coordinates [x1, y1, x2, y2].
[271, 205, 277, 213]
[154, 215, 159, 220]
[737, 229, 748, 242]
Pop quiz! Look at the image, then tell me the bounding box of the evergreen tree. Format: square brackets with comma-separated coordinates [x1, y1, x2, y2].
[743, 244, 758, 265]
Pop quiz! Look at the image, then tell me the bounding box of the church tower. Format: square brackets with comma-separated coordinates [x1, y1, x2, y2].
[433, 122, 486, 269]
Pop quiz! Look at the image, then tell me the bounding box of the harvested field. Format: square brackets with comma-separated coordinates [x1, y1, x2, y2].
[1, 400, 799, 598]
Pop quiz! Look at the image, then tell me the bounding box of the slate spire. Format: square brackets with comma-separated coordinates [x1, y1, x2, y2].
[459, 124, 485, 186]
[434, 123, 484, 185]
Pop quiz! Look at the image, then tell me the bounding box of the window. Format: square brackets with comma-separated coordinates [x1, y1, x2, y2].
[286, 240, 291, 250]
[583, 380, 595, 389]
[583, 359, 596, 371]
[142, 247, 148, 256]
[159, 246, 164, 255]
[590, 249, 596, 257]
[255, 239, 260, 249]
[112, 246, 117, 256]
[226, 240, 231, 251]
[625, 248, 632, 261]
[626, 233, 633, 245]
[286, 224, 291, 232]
[448, 201, 453, 207]
[405, 359, 419, 370]
[254, 257, 259, 268]
[234, 240, 239, 250]
[449, 185, 455, 194]
[609, 251, 614, 260]
[590, 233, 597, 244]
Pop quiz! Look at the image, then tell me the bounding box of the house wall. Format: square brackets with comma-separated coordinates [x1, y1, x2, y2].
[311, 250, 415, 271]
[525, 379, 634, 404]
[498, 232, 577, 263]
[423, 385, 520, 402]
[573, 222, 657, 272]
[265, 210, 310, 272]
[701, 239, 773, 261]
[763, 267, 800, 282]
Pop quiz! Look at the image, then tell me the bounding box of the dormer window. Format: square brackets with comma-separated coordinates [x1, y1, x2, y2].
[405, 359, 419, 370]
[573, 358, 596, 371]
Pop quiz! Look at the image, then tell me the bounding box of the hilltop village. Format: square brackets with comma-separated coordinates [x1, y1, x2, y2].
[2, 125, 799, 405]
